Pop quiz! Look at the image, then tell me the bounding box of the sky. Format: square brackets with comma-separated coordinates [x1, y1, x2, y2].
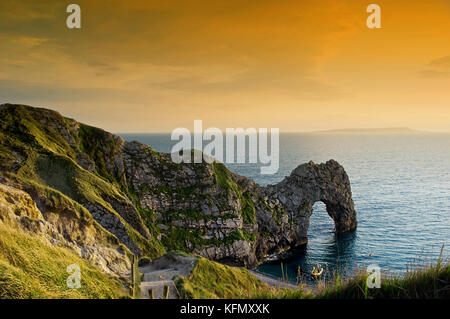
[0, 0, 449, 132]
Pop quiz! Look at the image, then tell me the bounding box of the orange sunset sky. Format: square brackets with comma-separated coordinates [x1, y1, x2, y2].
[0, 0, 449, 132]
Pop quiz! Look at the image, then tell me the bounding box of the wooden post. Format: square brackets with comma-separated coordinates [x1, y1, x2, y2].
[131, 255, 135, 298]
[164, 285, 170, 299]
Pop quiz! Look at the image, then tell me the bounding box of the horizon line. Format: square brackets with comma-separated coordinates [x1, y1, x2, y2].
[116, 127, 450, 134]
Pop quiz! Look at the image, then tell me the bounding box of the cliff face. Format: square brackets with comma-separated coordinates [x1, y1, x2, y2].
[0, 104, 357, 269]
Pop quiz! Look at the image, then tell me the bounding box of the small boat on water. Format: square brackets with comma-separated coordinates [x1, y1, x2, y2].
[311, 266, 324, 278]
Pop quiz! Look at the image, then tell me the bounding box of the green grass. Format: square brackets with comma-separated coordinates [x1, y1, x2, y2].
[176, 257, 272, 299]
[241, 192, 256, 224]
[318, 263, 450, 299]
[0, 223, 129, 299]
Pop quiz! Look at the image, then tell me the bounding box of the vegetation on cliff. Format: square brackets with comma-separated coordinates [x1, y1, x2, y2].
[0, 223, 128, 299]
[213, 162, 256, 225]
[175, 257, 271, 299]
[0, 104, 164, 259]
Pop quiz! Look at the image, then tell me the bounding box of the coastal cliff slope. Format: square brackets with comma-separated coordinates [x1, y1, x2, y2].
[0, 104, 357, 271]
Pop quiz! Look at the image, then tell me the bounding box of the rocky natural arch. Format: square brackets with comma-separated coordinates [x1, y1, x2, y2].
[256, 160, 357, 260]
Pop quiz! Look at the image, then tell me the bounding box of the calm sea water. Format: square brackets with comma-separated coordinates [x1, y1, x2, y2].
[120, 133, 450, 283]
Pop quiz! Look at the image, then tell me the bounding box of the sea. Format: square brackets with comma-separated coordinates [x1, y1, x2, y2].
[120, 132, 450, 283]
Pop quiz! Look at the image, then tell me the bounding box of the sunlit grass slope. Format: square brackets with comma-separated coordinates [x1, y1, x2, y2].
[0, 223, 129, 299]
[176, 257, 272, 299]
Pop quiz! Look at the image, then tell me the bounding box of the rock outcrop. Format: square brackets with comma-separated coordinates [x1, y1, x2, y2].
[0, 104, 357, 271]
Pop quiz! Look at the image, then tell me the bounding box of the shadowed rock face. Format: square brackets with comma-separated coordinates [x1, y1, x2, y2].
[0, 104, 357, 270]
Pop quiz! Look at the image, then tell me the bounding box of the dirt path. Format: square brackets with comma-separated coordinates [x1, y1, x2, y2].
[139, 253, 196, 299]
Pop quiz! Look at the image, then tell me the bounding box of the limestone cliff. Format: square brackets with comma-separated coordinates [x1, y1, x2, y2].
[0, 104, 357, 270]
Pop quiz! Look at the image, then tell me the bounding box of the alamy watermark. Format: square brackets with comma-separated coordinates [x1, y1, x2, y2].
[171, 120, 279, 175]
[66, 4, 81, 29]
[66, 264, 81, 289]
[366, 264, 381, 289]
[367, 4, 382, 29]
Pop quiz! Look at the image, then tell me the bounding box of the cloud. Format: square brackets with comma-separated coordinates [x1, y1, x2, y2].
[13, 37, 49, 48]
[0, 0, 57, 21]
[0, 79, 140, 104]
[150, 68, 350, 101]
[86, 61, 121, 77]
[429, 55, 450, 69]
[420, 55, 450, 79]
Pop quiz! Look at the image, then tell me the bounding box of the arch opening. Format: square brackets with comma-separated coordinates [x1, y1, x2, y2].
[309, 201, 336, 238]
